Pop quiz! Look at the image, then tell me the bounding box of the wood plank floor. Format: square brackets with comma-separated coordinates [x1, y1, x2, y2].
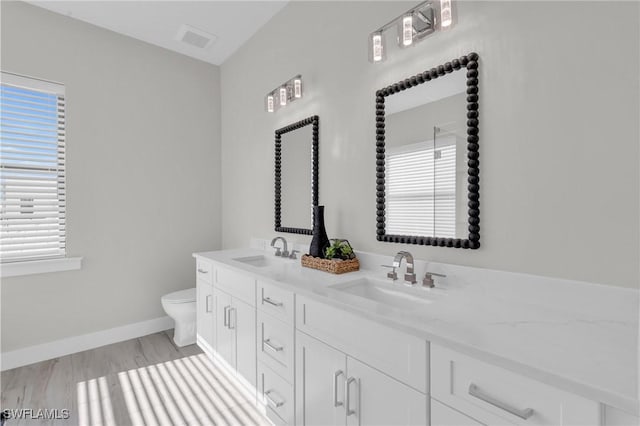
[1, 331, 270, 426]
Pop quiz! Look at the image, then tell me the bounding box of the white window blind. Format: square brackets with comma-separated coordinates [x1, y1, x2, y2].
[386, 136, 456, 238]
[0, 72, 66, 263]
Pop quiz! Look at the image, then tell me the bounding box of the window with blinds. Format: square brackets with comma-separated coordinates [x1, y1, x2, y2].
[1, 72, 66, 263]
[386, 136, 456, 238]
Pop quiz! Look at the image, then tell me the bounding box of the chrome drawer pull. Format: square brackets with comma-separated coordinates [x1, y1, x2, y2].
[223, 306, 229, 327]
[197, 268, 209, 274]
[263, 339, 284, 352]
[345, 377, 359, 417]
[263, 296, 283, 307]
[468, 383, 534, 420]
[264, 390, 284, 408]
[333, 370, 344, 407]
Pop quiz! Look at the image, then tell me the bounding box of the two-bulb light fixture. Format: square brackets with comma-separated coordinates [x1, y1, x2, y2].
[265, 75, 303, 113]
[369, 0, 453, 63]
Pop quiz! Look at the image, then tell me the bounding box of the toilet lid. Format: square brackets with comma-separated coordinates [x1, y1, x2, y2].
[162, 288, 196, 304]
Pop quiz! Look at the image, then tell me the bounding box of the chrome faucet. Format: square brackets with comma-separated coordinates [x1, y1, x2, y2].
[393, 251, 417, 285]
[270, 237, 289, 257]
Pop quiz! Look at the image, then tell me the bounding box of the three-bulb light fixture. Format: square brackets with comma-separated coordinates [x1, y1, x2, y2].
[265, 75, 303, 113]
[369, 0, 453, 63]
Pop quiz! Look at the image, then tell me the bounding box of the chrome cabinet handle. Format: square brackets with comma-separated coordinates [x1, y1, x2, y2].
[197, 268, 208, 274]
[468, 383, 534, 420]
[264, 390, 284, 408]
[333, 370, 344, 407]
[345, 377, 358, 417]
[205, 295, 212, 313]
[262, 296, 283, 307]
[223, 306, 229, 327]
[228, 307, 235, 329]
[263, 339, 283, 353]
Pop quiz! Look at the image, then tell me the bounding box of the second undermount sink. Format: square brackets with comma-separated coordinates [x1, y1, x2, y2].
[329, 277, 439, 312]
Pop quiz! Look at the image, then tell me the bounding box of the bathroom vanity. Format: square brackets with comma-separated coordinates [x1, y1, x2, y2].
[193, 246, 639, 426]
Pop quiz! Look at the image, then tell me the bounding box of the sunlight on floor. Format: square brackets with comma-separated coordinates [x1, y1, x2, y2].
[76, 353, 268, 426]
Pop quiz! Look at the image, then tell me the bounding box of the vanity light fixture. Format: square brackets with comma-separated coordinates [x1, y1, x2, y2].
[265, 74, 303, 113]
[369, 0, 454, 63]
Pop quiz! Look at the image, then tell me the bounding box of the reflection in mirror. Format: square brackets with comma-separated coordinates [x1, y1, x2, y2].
[376, 53, 480, 249]
[275, 116, 319, 235]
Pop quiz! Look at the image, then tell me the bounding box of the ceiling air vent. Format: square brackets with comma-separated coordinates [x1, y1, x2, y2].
[176, 24, 217, 49]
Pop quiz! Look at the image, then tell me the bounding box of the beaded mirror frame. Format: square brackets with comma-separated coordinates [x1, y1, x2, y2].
[375, 52, 480, 249]
[274, 115, 319, 235]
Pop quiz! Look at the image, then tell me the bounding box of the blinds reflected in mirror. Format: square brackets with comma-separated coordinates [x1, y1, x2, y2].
[386, 135, 456, 238]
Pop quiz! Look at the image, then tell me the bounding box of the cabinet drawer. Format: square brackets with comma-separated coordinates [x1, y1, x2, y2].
[215, 265, 256, 306]
[431, 344, 600, 425]
[258, 310, 294, 383]
[258, 280, 294, 324]
[196, 259, 213, 283]
[296, 295, 427, 393]
[259, 362, 294, 425]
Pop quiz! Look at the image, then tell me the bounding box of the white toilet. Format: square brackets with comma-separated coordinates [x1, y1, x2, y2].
[161, 288, 197, 347]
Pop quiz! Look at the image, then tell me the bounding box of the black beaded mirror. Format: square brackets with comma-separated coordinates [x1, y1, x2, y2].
[275, 115, 319, 235]
[375, 52, 480, 249]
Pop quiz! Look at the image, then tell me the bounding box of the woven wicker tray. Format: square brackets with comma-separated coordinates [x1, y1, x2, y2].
[301, 255, 360, 274]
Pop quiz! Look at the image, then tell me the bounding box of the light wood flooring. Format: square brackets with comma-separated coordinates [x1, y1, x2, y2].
[1, 331, 270, 426]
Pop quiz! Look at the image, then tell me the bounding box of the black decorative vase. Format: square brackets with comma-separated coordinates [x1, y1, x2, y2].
[309, 206, 330, 258]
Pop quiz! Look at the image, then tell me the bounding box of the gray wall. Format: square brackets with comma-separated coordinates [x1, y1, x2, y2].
[1, 2, 222, 351]
[221, 1, 639, 289]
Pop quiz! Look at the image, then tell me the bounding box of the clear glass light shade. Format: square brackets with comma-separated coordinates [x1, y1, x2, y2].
[369, 32, 386, 63]
[265, 94, 275, 112]
[400, 14, 414, 46]
[440, 0, 452, 28]
[293, 78, 303, 98]
[279, 87, 287, 106]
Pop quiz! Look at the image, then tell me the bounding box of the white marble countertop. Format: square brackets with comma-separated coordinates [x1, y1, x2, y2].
[193, 247, 639, 416]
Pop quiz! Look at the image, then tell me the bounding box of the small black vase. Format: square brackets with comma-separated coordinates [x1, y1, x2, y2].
[309, 205, 330, 258]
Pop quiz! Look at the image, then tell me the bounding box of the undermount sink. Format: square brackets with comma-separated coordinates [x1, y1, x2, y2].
[329, 277, 438, 311]
[232, 255, 275, 268]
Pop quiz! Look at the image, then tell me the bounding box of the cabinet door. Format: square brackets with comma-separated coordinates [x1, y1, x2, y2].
[233, 297, 257, 388]
[296, 331, 347, 426]
[196, 279, 214, 350]
[346, 357, 427, 426]
[431, 398, 484, 426]
[215, 289, 234, 367]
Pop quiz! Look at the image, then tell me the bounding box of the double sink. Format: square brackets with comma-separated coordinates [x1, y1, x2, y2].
[232, 254, 439, 313]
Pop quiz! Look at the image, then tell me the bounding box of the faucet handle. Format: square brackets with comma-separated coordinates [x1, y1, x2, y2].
[287, 250, 300, 259]
[422, 272, 446, 288]
[273, 247, 282, 257]
[381, 265, 398, 281]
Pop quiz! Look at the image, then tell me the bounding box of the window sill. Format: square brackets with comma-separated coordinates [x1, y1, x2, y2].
[1, 257, 83, 278]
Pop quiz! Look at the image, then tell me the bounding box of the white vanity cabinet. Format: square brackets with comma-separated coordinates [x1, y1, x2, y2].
[295, 330, 427, 426]
[212, 265, 257, 390]
[430, 344, 601, 426]
[295, 295, 428, 426]
[195, 259, 214, 352]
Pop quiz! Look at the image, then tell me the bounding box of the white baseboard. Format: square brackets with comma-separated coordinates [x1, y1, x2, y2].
[1, 316, 174, 371]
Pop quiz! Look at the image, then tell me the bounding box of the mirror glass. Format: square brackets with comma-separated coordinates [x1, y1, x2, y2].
[281, 126, 312, 228]
[385, 71, 467, 239]
[275, 116, 318, 235]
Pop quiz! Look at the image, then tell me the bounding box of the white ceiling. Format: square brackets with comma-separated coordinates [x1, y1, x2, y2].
[25, 0, 289, 65]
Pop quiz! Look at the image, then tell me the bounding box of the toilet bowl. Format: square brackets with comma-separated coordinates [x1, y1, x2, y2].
[161, 288, 197, 347]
